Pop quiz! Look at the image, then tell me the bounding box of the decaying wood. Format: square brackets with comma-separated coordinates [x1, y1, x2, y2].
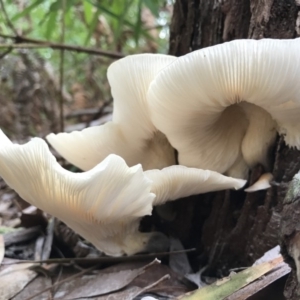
[166, 1, 300, 298]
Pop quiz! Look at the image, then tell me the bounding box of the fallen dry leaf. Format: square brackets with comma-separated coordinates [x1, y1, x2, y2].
[129, 263, 194, 298]
[0, 262, 38, 300]
[12, 276, 52, 300]
[54, 259, 160, 299]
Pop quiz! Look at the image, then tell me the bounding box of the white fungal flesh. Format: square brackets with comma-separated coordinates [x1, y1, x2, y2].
[0, 129, 248, 254]
[47, 122, 133, 171]
[47, 54, 176, 171]
[0, 130, 155, 256]
[244, 173, 273, 192]
[145, 165, 246, 205]
[148, 38, 300, 175]
[239, 103, 277, 169]
[108, 54, 176, 141]
[225, 152, 249, 179]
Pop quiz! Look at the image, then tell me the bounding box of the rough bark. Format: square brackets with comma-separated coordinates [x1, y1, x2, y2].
[281, 173, 300, 299]
[165, 0, 300, 297]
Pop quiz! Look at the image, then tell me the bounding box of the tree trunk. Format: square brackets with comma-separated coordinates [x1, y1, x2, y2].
[165, 0, 300, 297]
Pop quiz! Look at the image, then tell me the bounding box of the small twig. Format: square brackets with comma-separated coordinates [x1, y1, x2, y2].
[51, 264, 64, 296]
[65, 107, 110, 119]
[41, 217, 55, 260]
[59, 0, 66, 132]
[0, 43, 47, 49]
[0, 0, 18, 35]
[24, 264, 100, 300]
[2, 248, 196, 265]
[0, 36, 124, 59]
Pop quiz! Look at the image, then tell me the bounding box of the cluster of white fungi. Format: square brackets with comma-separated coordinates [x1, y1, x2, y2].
[0, 38, 299, 256]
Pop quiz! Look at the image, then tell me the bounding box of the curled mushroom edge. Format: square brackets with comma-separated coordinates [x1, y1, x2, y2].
[47, 54, 177, 172]
[0, 129, 246, 256]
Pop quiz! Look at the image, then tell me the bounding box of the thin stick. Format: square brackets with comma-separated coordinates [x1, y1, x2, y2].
[59, 0, 66, 132]
[3, 248, 196, 265]
[0, 41, 124, 59]
[138, 274, 170, 295]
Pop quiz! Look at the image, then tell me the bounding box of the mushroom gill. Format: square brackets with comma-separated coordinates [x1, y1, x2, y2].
[148, 38, 300, 184]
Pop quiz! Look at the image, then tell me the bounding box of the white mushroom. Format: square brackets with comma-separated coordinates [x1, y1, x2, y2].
[148, 38, 300, 188]
[244, 173, 273, 193]
[0, 131, 155, 256]
[47, 54, 177, 171]
[0, 130, 246, 256]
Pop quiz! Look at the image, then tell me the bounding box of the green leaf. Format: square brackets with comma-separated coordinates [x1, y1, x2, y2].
[11, 0, 44, 21]
[84, 8, 100, 45]
[44, 11, 57, 40]
[143, 0, 160, 17]
[48, 0, 76, 12]
[113, 0, 129, 42]
[134, 0, 143, 46]
[41, 0, 74, 39]
[83, 0, 94, 25]
[87, 0, 134, 28]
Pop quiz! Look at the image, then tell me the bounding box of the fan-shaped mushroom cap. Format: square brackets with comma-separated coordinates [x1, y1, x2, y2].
[0, 130, 155, 256]
[47, 54, 176, 171]
[148, 38, 300, 178]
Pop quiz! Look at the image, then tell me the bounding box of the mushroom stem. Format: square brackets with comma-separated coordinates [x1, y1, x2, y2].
[226, 152, 249, 179]
[240, 103, 277, 170]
